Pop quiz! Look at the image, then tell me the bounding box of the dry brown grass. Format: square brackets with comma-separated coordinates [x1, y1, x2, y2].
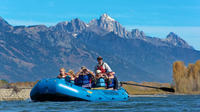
[0, 80, 9, 88]
[0, 80, 39, 89]
[173, 60, 200, 93]
[122, 81, 172, 95]
[9, 80, 39, 88]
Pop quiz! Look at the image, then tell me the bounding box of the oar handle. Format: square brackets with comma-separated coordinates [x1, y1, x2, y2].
[121, 82, 175, 92]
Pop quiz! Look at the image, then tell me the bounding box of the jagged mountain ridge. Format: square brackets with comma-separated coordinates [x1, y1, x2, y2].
[0, 14, 199, 82]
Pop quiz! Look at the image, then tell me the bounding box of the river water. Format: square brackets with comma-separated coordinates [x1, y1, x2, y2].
[0, 95, 200, 112]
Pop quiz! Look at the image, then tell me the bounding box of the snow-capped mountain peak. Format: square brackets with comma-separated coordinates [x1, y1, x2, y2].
[100, 13, 115, 22]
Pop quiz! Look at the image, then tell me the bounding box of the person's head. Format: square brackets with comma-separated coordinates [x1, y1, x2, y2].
[68, 69, 75, 76]
[81, 66, 88, 73]
[96, 70, 101, 75]
[59, 68, 66, 75]
[97, 56, 103, 64]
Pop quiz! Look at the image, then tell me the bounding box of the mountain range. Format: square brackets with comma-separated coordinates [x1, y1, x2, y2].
[0, 14, 200, 82]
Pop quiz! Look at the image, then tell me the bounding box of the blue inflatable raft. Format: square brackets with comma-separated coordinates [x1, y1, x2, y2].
[30, 78, 129, 102]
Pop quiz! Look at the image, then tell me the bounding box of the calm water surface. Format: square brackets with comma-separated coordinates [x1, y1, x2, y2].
[0, 95, 200, 112]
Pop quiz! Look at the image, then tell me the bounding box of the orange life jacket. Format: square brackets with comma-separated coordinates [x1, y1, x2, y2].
[59, 73, 70, 78]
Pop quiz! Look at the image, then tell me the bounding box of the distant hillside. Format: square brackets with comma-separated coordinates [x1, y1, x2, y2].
[0, 14, 200, 82]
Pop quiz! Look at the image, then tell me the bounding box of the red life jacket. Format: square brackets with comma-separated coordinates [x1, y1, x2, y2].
[97, 62, 106, 73]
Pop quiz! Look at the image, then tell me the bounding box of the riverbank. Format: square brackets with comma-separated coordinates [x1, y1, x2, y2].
[0, 81, 175, 101]
[122, 81, 174, 95]
[0, 88, 31, 101]
[0, 88, 172, 101]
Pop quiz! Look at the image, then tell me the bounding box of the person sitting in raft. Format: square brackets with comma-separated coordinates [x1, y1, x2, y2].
[75, 66, 95, 89]
[66, 69, 76, 83]
[57, 68, 76, 83]
[95, 70, 107, 88]
[57, 68, 68, 78]
[94, 56, 118, 89]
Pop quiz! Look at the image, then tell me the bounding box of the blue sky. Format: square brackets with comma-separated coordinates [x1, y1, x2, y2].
[0, 0, 200, 50]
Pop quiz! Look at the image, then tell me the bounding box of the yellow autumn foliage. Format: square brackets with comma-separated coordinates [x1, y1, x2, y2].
[173, 60, 200, 93]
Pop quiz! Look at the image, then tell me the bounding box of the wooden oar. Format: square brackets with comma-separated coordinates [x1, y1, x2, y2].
[121, 82, 175, 92]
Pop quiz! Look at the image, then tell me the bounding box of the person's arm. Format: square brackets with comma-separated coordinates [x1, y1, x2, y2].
[87, 69, 95, 77]
[94, 65, 97, 74]
[102, 73, 108, 79]
[75, 69, 82, 78]
[57, 74, 61, 78]
[104, 63, 112, 73]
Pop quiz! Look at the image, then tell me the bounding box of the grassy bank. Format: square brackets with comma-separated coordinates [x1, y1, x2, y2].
[122, 81, 174, 95]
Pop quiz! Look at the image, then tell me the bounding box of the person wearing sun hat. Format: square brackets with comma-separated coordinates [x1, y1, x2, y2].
[95, 69, 107, 87]
[94, 56, 112, 74]
[94, 56, 118, 89]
